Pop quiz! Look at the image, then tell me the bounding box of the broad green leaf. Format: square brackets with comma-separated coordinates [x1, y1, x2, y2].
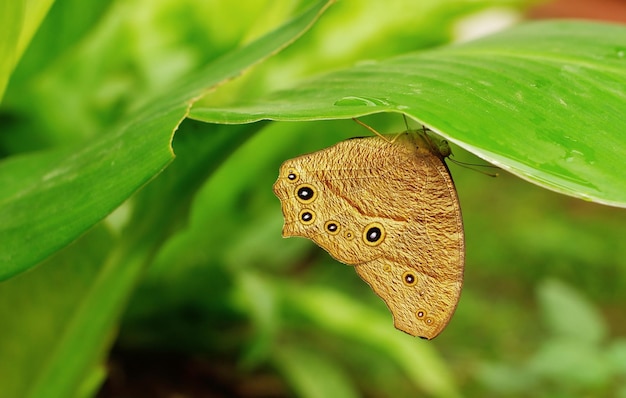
[0, 106, 182, 281]
[476, 362, 536, 395]
[5, 0, 115, 122]
[537, 279, 606, 344]
[528, 339, 611, 388]
[0, 0, 334, 281]
[0, 0, 54, 100]
[0, 226, 118, 398]
[190, 20, 626, 207]
[0, 1, 23, 100]
[607, 339, 626, 375]
[287, 285, 460, 397]
[273, 343, 360, 398]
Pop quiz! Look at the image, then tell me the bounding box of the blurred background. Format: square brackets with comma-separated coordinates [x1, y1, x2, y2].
[2, 0, 626, 396]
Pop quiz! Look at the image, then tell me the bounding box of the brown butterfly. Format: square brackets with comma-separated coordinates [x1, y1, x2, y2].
[273, 121, 464, 339]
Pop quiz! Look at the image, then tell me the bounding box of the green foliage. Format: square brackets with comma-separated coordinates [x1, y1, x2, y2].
[0, 0, 55, 99]
[478, 279, 626, 397]
[0, 226, 113, 398]
[1, 0, 625, 397]
[192, 20, 626, 207]
[0, 0, 332, 280]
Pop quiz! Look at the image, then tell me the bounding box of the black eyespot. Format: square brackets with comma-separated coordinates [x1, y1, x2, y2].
[366, 227, 381, 242]
[362, 222, 385, 246]
[298, 209, 315, 225]
[325, 221, 340, 235]
[403, 271, 418, 286]
[295, 184, 317, 203]
[298, 187, 313, 200]
[284, 168, 299, 182]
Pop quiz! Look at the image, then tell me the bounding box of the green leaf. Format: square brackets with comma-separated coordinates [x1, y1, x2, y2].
[0, 106, 183, 280]
[0, 0, 335, 281]
[528, 338, 611, 388]
[607, 339, 626, 375]
[273, 343, 360, 398]
[190, 20, 626, 207]
[537, 279, 606, 344]
[6, 0, 114, 101]
[286, 284, 460, 397]
[476, 362, 536, 394]
[0, 226, 120, 398]
[0, 0, 54, 100]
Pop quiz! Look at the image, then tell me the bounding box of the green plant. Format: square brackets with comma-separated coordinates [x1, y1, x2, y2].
[2, 0, 625, 397]
[478, 279, 626, 397]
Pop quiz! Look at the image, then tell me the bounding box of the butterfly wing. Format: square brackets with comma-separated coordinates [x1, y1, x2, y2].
[273, 133, 464, 339]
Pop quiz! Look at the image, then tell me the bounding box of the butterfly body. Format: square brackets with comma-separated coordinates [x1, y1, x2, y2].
[273, 132, 464, 339]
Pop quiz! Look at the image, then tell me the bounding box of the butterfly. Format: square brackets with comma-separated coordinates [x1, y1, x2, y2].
[273, 121, 464, 339]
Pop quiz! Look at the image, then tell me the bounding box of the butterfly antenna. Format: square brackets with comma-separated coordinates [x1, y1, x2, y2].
[448, 157, 499, 177]
[405, 116, 499, 177]
[352, 118, 397, 143]
[402, 114, 411, 131]
[402, 115, 437, 149]
[414, 123, 441, 155]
